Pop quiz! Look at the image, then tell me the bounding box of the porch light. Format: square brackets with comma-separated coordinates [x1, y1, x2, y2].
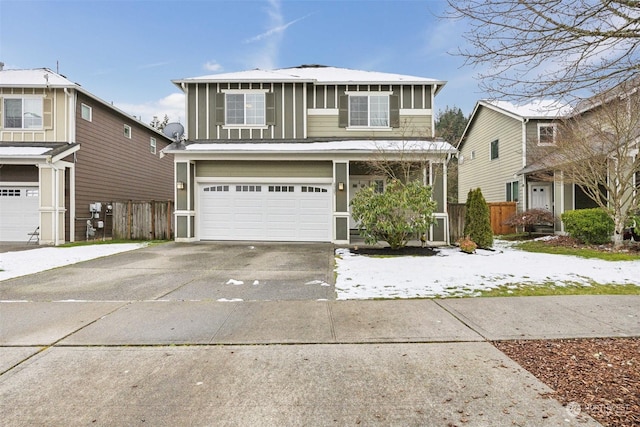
[176, 181, 185, 190]
[338, 182, 345, 191]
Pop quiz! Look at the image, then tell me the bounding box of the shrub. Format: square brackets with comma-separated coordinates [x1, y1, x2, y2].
[457, 236, 477, 254]
[561, 208, 614, 245]
[463, 188, 493, 248]
[350, 180, 437, 249]
[504, 208, 555, 236]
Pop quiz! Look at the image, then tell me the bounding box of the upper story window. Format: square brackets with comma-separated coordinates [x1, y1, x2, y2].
[3, 97, 43, 129]
[339, 92, 399, 129]
[124, 124, 132, 139]
[150, 137, 157, 154]
[81, 103, 92, 122]
[490, 139, 499, 160]
[350, 95, 389, 127]
[538, 123, 556, 145]
[222, 90, 270, 127]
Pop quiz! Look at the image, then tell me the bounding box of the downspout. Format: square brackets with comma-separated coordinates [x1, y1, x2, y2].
[522, 118, 529, 210]
[65, 87, 77, 241]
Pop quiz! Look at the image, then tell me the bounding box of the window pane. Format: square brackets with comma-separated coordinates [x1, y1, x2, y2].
[4, 99, 22, 128]
[350, 96, 368, 126]
[23, 99, 43, 128]
[226, 94, 245, 124]
[539, 125, 555, 144]
[245, 93, 265, 125]
[369, 96, 389, 126]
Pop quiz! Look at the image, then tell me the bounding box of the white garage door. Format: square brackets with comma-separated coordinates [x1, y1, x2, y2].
[199, 183, 332, 242]
[0, 186, 39, 241]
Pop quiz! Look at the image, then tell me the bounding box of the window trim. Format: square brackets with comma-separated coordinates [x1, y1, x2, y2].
[221, 89, 269, 128]
[3, 96, 44, 130]
[345, 91, 392, 129]
[81, 103, 92, 122]
[124, 124, 132, 139]
[490, 139, 499, 160]
[538, 123, 557, 146]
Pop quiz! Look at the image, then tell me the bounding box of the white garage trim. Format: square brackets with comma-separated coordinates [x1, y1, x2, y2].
[198, 182, 332, 242]
[0, 185, 39, 242]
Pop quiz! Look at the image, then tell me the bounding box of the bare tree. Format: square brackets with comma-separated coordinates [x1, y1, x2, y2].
[529, 80, 640, 248]
[446, 0, 640, 101]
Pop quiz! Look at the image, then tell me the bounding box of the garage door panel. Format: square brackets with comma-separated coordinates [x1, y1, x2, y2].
[199, 183, 331, 242]
[0, 186, 39, 241]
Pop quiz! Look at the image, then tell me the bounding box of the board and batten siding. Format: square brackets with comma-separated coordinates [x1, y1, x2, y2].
[0, 87, 65, 142]
[73, 93, 174, 241]
[186, 82, 306, 140]
[196, 160, 333, 178]
[458, 106, 524, 204]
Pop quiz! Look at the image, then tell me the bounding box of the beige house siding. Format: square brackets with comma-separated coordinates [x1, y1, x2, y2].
[0, 87, 67, 142]
[458, 106, 523, 204]
[307, 114, 431, 138]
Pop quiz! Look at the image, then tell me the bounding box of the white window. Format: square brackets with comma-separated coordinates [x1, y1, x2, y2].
[81, 104, 92, 121]
[349, 94, 389, 127]
[3, 97, 43, 129]
[124, 124, 132, 139]
[150, 137, 157, 154]
[538, 123, 556, 145]
[226, 92, 265, 126]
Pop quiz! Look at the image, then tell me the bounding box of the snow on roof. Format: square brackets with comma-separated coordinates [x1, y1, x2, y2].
[0, 68, 78, 88]
[182, 139, 456, 153]
[0, 146, 54, 156]
[484, 99, 569, 118]
[174, 65, 445, 86]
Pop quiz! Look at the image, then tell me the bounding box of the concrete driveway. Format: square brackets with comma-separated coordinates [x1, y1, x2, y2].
[0, 242, 336, 302]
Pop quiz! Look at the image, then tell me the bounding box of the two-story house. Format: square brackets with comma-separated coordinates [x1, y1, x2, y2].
[0, 66, 174, 244]
[457, 100, 575, 218]
[164, 65, 456, 245]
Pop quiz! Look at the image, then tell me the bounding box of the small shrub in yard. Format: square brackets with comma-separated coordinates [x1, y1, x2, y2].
[561, 208, 614, 245]
[463, 188, 493, 248]
[504, 208, 555, 237]
[457, 236, 477, 254]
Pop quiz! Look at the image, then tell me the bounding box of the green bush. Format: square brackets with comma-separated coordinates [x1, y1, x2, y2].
[561, 208, 614, 245]
[350, 180, 437, 249]
[463, 188, 493, 248]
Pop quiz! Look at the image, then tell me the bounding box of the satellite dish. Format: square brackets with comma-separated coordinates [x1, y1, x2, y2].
[163, 122, 185, 141]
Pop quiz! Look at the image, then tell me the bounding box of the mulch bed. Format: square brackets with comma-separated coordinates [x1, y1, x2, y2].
[494, 338, 640, 427]
[349, 246, 439, 256]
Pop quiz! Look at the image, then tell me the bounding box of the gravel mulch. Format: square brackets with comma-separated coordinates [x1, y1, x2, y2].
[494, 338, 640, 427]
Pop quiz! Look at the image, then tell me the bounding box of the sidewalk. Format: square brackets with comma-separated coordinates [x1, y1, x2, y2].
[2, 296, 638, 426]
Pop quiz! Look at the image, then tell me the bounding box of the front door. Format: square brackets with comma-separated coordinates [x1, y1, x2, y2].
[530, 184, 552, 211]
[349, 177, 384, 228]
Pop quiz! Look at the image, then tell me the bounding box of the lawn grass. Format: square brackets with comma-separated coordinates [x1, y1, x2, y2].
[478, 283, 640, 297]
[514, 240, 640, 261]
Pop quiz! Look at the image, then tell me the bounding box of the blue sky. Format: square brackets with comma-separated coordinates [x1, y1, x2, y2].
[0, 0, 486, 125]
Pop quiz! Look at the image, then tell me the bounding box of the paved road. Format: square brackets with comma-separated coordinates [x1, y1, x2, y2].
[2, 242, 637, 426]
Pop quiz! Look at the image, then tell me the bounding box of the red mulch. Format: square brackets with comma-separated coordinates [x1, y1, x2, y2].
[494, 338, 640, 427]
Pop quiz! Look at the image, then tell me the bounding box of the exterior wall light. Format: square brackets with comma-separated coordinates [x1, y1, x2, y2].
[176, 181, 185, 190]
[338, 182, 345, 191]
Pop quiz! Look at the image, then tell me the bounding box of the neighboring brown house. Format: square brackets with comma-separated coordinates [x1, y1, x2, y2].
[0, 66, 174, 244]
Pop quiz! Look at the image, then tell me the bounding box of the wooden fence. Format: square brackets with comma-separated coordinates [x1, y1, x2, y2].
[448, 201, 516, 242]
[112, 200, 174, 240]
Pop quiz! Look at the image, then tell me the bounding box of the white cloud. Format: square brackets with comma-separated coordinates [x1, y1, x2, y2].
[204, 61, 223, 72]
[114, 92, 185, 126]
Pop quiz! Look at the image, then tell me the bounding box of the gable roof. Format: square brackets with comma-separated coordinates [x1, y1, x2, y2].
[173, 64, 446, 94]
[0, 68, 172, 141]
[457, 99, 569, 149]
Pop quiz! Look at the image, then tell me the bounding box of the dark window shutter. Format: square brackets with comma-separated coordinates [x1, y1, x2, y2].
[338, 95, 349, 128]
[0, 97, 3, 128]
[265, 92, 276, 125]
[215, 93, 225, 125]
[43, 98, 53, 129]
[390, 95, 400, 128]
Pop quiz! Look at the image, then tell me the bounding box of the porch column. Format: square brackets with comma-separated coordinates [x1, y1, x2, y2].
[175, 161, 195, 241]
[333, 161, 349, 243]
